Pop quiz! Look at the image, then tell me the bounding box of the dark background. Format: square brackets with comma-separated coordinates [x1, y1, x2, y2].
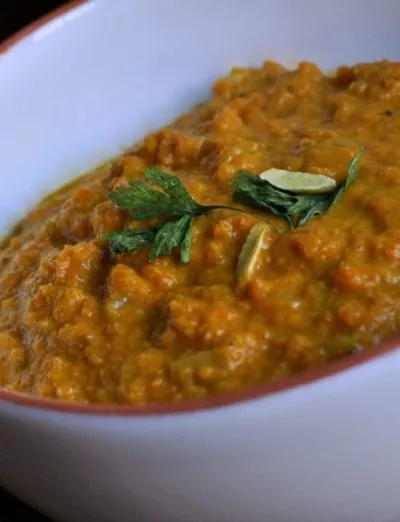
[0, 1, 68, 42]
[1, 2, 68, 520]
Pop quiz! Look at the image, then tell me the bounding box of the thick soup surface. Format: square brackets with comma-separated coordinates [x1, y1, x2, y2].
[1, 60, 400, 404]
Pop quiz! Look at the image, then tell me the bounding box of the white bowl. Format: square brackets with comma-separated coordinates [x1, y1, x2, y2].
[1, 1, 400, 521]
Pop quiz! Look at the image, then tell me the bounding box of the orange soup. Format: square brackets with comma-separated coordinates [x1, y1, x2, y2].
[1, 60, 400, 404]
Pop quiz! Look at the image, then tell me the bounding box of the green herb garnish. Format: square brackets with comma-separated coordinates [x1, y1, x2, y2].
[106, 149, 363, 262]
[233, 148, 363, 228]
[106, 168, 247, 263]
[106, 228, 156, 254]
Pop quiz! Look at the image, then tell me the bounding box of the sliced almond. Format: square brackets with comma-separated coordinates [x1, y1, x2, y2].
[259, 168, 336, 194]
[237, 223, 269, 282]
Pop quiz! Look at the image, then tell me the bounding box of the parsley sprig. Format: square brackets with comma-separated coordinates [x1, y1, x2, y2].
[106, 149, 363, 263]
[106, 167, 245, 263]
[233, 148, 363, 228]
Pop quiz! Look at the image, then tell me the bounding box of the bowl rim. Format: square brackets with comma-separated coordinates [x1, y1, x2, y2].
[0, 0, 87, 54]
[1, 0, 399, 417]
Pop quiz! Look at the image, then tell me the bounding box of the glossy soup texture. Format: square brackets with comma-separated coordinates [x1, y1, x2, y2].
[1, 60, 400, 405]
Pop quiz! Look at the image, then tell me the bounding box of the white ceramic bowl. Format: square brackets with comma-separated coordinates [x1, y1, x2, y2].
[1, 1, 400, 521]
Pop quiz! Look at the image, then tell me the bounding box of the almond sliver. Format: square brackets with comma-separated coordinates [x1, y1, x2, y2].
[237, 223, 269, 282]
[259, 168, 336, 194]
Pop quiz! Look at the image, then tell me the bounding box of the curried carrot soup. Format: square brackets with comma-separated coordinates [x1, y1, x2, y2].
[1, 60, 400, 405]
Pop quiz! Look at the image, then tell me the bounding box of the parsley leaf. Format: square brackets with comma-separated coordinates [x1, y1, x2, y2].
[330, 147, 363, 207]
[233, 171, 298, 226]
[105, 218, 194, 264]
[105, 229, 156, 254]
[150, 215, 194, 263]
[110, 167, 206, 221]
[234, 148, 364, 228]
[144, 167, 201, 213]
[180, 218, 194, 264]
